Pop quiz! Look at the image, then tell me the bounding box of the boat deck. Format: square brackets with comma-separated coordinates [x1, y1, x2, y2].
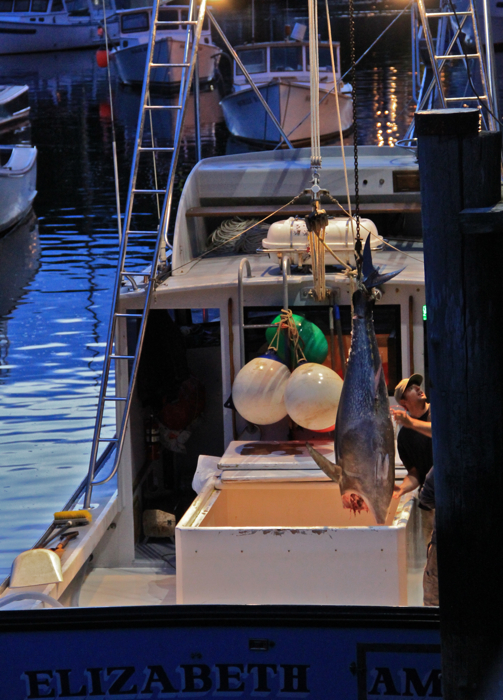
[80, 567, 176, 607]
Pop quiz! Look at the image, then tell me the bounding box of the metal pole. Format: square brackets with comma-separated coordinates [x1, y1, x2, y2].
[480, 0, 500, 126]
[238, 258, 252, 368]
[194, 49, 202, 161]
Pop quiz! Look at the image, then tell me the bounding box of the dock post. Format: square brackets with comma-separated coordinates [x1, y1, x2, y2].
[415, 108, 503, 699]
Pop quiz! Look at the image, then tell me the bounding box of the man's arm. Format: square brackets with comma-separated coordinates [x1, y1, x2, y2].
[391, 409, 432, 437]
[393, 473, 419, 499]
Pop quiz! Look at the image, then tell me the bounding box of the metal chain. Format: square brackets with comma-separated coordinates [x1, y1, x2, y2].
[349, 0, 362, 277]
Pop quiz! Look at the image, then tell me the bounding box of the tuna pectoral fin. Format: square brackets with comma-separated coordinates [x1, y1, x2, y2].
[306, 442, 342, 483]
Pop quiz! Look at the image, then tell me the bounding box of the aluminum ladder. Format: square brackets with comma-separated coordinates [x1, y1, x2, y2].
[83, 0, 208, 508]
[407, 0, 499, 138]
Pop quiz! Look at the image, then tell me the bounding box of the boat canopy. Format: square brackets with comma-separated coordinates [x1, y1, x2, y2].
[118, 4, 211, 35]
[234, 41, 341, 80]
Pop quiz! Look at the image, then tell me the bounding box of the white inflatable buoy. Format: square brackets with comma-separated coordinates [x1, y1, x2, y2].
[284, 362, 343, 431]
[232, 351, 290, 425]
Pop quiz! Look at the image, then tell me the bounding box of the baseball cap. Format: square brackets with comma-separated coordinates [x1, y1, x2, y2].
[394, 373, 423, 403]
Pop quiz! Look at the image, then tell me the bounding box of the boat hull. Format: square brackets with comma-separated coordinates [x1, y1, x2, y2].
[0, 16, 118, 54]
[0, 85, 30, 128]
[0, 146, 37, 233]
[220, 80, 353, 146]
[112, 37, 221, 87]
[0, 604, 440, 699]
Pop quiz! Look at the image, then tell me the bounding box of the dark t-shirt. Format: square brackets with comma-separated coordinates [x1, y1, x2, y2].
[397, 407, 433, 485]
[419, 467, 436, 544]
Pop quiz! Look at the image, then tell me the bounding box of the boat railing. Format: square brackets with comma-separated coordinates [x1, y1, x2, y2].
[237, 255, 291, 370]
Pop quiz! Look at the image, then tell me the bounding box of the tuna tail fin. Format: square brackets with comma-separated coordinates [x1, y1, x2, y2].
[306, 443, 342, 483]
[362, 234, 404, 289]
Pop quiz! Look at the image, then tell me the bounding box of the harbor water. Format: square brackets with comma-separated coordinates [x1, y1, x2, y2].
[0, 4, 498, 579]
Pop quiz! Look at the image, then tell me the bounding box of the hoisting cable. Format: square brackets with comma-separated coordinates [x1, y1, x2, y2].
[305, 0, 329, 301]
[349, 0, 362, 280]
[325, 0, 354, 263]
[101, 0, 122, 243]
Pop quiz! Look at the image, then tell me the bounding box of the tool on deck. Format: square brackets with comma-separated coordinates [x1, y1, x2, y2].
[51, 531, 79, 558]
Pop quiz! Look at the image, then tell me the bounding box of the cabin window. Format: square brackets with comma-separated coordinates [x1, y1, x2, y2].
[121, 10, 149, 32]
[51, 0, 63, 10]
[313, 47, 337, 72]
[236, 48, 267, 75]
[13, 0, 30, 10]
[0, 0, 13, 9]
[270, 45, 303, 72]
[31, 0, 48, 10]
[158, 8, 179, 22]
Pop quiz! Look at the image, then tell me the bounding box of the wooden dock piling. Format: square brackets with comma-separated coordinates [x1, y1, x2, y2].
[415, 108, 503, 699]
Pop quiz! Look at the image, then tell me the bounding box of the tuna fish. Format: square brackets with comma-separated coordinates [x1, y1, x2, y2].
[307, 237, 403, 524]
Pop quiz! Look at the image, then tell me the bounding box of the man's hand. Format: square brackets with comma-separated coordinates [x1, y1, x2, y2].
[391, 409, 432, 437]
[391, 408, 414, 429]
[393, 474, 419, 499]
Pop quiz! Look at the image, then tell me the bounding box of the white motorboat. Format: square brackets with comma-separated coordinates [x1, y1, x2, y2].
[0, 145, 37, 234]
[220, 34, 353, 146]
[0, 1, 451, 690]
[0, 85, 30, 132]
[0, 0, 119, 54]
[0, 141, 443, 694]
[109, 4, 222, 87]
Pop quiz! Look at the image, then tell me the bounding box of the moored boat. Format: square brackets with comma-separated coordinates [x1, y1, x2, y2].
[2, 0, 484, 691]
[0, 0, 119, 54]
[219, 33, 353, 146]
[0, 145, 37, 234]
[0, 85, 30, 132]
[109, 4, 222, 87]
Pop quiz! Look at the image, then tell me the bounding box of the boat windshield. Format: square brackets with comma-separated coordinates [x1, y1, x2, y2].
[66, 0, 89, 15]
[270, 45, 303, 72]
[90, 0, 112, 8]
[13, 0, 30, 9]
[236, 48, 267, 75]
[31, 0, 49, 9]
[121, 9, 149, 32]
[157, 8, 210, 30]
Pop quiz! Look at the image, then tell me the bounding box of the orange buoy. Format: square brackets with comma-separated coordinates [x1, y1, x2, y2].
[96, 49, 108, 68]
[99, 102, 112, 120]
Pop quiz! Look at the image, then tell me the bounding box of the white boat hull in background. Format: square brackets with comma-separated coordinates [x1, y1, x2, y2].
[0, 15, 118, 54]
[221, 80, 353, 146]
[0, 146, 37, 233]
[0, 85, 30, 129]
[112, 37, 221, 87]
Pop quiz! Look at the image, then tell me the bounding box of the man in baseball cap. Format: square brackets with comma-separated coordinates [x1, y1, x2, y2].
[392, 373, 432, 497]
[392, 375, 436, 606]
[394, 373, 424, 404]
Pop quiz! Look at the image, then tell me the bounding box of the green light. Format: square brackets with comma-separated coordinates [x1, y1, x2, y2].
[423, 305, 427, 321]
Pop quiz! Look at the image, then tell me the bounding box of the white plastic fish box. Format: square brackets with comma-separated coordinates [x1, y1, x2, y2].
[176, 441, 426, 606]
